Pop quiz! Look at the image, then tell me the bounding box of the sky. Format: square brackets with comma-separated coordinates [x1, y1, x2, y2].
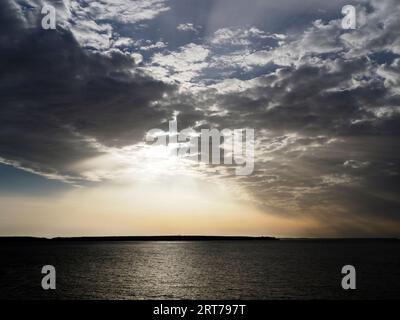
[0, 0, 399, 237]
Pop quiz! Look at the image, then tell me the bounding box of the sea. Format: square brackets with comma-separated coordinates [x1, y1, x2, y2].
[0, 240, 399, 299]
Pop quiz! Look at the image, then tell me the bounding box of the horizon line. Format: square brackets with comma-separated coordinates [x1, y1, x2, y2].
[0, 235, 398, 241]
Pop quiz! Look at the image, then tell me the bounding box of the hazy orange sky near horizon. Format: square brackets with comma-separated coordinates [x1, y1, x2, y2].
[1, 174, 399, 238]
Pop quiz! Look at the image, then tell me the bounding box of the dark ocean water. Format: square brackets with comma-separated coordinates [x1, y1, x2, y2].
[0, 240, 399, 300]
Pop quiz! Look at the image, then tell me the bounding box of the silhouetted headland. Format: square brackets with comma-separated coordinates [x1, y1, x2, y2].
[0, 235, 279, 243]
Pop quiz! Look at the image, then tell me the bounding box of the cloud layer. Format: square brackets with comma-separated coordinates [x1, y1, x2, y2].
[1, 0, 399, 235]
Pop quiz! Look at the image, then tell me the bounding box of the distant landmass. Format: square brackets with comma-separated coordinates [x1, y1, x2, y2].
[0, 235, 279, 242]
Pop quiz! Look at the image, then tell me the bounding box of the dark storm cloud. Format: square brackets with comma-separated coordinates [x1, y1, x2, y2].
[0, 0, 176, 180]
[212, 57, 399, 135]
[175, 0, 399, 231]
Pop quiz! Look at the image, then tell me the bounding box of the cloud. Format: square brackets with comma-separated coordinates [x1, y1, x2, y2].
[210, 27, 271, 46]
[149, 43, 210, 85]
[177, 23, 200, 33]
[146, 0, 400, 231]
[63, 0, 170, 52]
[10, 0, 170, 53]
[0, 0, 176, 181]
[144, 26, 283, 88]
[139, 41, 167, 51]
[1, 0, 400, 235]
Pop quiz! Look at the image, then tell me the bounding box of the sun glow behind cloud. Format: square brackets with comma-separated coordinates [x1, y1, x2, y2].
[0, 125, 307, 237]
